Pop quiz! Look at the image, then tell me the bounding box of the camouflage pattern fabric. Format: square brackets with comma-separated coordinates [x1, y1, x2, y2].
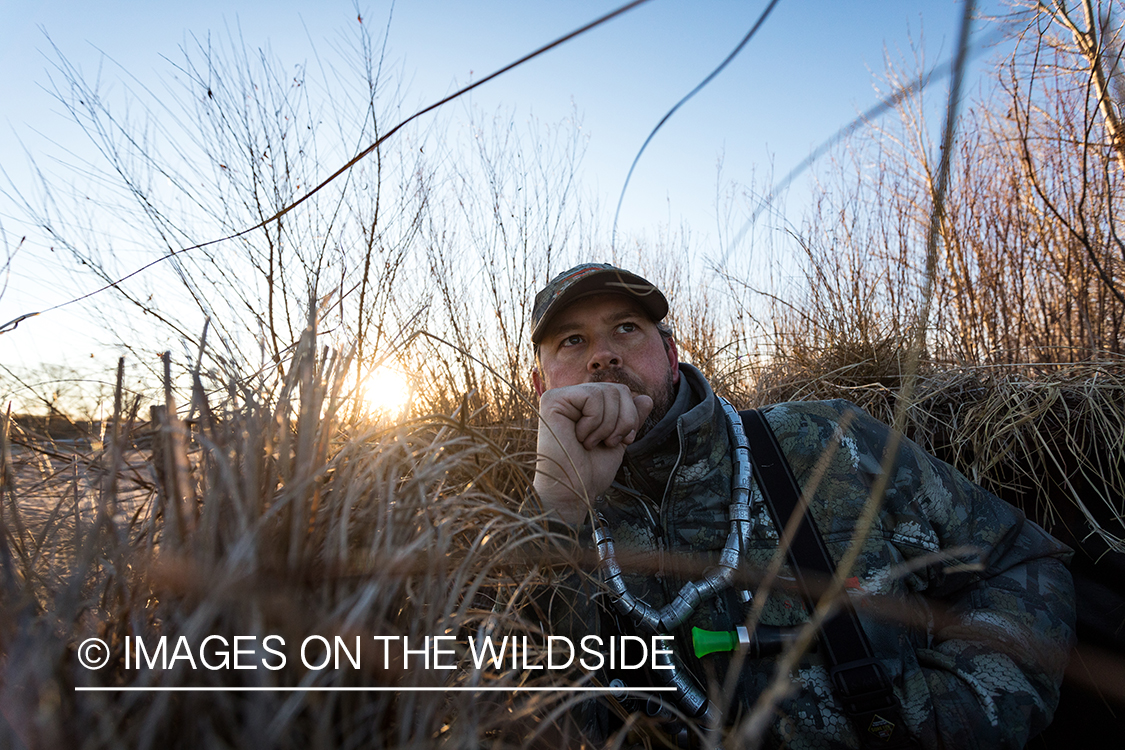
[557, 364, 1075, 749]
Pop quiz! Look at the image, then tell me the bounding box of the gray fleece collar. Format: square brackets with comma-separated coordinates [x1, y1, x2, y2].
[626, 363, 714, 458]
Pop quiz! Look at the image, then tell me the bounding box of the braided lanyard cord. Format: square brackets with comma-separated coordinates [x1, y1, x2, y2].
[592, 397, 752, 724]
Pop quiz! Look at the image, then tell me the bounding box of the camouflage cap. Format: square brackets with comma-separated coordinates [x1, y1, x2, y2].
[531, 263, 669, 344]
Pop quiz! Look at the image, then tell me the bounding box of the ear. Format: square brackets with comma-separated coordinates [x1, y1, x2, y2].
[532, 367, 546, 397]
[666, 336, 680, 385]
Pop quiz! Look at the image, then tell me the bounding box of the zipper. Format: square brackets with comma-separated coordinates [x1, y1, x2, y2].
[657, 417, 687, 603]
[658, 418, 687, 534]
[637, 488, 665, 582]
[618, 461, 666, 584]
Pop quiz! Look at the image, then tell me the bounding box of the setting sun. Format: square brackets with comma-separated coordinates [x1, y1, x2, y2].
[359, 365, 411, 416]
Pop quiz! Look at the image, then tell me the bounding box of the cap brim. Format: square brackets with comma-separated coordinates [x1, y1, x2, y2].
[531, 268, 668, 344]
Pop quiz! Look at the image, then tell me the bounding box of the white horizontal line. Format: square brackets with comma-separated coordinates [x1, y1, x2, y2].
[75, 686, 677, 693]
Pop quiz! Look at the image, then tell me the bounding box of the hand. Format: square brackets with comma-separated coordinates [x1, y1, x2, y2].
[533, 382, 654, 525]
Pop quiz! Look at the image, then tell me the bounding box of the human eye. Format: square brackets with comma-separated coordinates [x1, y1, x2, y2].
[616, 321, 638, 334]
[560, 334, 584, 348]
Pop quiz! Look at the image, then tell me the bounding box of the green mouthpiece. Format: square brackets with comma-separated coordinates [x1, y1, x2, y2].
[692, 627, 738, 658]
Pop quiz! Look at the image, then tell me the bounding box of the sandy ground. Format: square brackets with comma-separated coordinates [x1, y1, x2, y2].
[5, 441, 155, 581]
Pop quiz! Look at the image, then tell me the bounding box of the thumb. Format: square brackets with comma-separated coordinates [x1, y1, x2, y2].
[632, 394, 654, 432]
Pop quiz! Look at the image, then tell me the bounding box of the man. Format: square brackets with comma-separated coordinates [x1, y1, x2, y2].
[531, 263, 1075, 749]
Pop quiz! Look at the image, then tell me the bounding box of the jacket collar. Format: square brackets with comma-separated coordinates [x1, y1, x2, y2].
[623, 363, 726, 495]
[627, 363, 715, 456]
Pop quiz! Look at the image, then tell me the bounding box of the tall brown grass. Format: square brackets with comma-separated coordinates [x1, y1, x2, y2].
[0, 322, 603, 749]
[4, 2, 1125, 746]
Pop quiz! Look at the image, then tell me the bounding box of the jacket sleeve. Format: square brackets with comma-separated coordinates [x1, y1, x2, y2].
[769, 400, 1076, 750]
[841, 401, 1075, 749]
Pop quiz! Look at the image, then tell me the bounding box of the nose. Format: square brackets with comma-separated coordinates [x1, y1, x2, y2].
[587, 337, 621, 372]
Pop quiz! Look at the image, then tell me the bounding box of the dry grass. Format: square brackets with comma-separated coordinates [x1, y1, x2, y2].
[0, 324, 600, 749]
[738, 349, 1125, 554]
[5, 322, 1124, 749]
[4, 3, 1125, 743]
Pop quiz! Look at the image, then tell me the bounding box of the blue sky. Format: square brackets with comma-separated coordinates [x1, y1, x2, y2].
[0, 1, 1004, 390]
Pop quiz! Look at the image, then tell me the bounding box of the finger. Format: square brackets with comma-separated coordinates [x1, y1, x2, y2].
[603, 384, 647, 448]
[601, 389, 639, 448]
[571, 387, 606, 444]
[624, 394, 654, 444]
[579, 387, 623, 449]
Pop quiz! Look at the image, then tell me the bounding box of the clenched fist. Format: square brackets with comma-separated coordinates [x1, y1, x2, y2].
[534, 382, 654, 524]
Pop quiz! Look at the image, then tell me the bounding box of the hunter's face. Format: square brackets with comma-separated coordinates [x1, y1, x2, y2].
[533, 294, 679, 431]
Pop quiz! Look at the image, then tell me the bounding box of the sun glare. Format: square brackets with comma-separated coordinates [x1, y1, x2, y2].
[360, 365, 412, 416]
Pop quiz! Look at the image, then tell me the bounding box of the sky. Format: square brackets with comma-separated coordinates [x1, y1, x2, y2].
[0, 0, 1008, 407]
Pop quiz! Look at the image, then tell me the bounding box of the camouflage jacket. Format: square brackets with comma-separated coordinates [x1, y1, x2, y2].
[580, 364, 1075, 749]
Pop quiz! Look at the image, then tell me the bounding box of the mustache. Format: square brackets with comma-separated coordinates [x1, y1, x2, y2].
[589, 368, 645, 393]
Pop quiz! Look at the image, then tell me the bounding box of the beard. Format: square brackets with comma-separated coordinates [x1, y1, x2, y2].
[590, 366, 676, 439]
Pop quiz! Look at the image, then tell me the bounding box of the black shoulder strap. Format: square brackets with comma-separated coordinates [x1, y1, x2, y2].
[740, 408, 920, 750]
